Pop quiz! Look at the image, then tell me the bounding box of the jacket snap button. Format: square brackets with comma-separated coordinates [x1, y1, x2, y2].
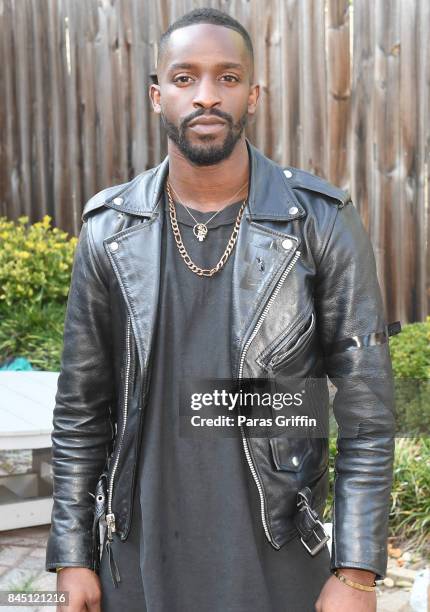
[113, 197, 124, 206]
[289, 206, 299, 215]
[292, 456, 299, 467]
[284, 169, 293, 178]
[282, 238, 293, 250]
[109, 241, 119, 252]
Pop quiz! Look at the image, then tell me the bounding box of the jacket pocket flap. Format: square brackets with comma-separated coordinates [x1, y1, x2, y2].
[269, 436, 312, 472]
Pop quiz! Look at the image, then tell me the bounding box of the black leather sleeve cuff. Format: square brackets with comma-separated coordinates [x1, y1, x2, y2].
[45, 532, 95, 573]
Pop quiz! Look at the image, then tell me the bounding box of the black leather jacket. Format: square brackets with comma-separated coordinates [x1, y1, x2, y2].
[45, 139, 398, 581]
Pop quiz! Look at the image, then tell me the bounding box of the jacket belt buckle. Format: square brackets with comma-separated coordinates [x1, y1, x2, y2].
[295, 487, 330, 556]
[299, 511, 330, 556]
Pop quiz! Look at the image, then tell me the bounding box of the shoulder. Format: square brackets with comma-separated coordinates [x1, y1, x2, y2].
[278, 165, 355, 266]
[81, 176, 141, 223]
[282, 166, 351, 209]
[78, 171, 154, 281]
[80, 162, 162, 223]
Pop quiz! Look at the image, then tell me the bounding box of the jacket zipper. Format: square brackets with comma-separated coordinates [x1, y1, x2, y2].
[257, 302, 313, 369]
[237, 249, 301, 549]
[266, 311, 315, 371]
[105, 314, 132, 587]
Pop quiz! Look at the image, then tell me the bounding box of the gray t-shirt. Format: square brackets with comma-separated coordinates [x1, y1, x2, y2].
[99, 189, 331, 612]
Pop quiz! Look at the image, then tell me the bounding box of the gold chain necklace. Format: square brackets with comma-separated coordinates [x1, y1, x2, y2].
[168, 179, 249, 242]
[166, 181, 247, 277]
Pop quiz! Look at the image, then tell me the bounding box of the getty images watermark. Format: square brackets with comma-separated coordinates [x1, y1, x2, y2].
[189, 388, 316, 429]
[177, 375, 428, 440]
[177, 378, 328, 438]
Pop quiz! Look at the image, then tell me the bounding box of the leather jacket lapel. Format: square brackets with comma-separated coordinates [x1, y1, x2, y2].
[230, 139, 305, 378]
[231, 219, 300, 379]
[102, 151, 170, 380]
[104, 207, 164, 382]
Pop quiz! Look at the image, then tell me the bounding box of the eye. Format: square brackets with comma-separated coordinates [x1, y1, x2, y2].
[221, 75, 240, 82]
[173, 75, 193, 84]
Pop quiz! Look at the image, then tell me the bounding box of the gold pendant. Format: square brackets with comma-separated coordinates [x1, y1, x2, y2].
[193, 223, 208, 242]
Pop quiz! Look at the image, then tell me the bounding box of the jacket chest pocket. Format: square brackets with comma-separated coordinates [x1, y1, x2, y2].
[261, 311, 316, 373]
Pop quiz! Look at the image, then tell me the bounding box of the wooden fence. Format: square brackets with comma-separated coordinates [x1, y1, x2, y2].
[0, 0, 429, 323]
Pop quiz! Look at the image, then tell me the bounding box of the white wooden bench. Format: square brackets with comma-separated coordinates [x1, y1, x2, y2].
[0, 371, 58, 530]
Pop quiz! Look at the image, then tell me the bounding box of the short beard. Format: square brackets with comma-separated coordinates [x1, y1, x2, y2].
[161, 109, 248, 166]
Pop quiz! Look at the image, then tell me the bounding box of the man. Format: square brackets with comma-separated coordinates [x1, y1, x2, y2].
[45, 8, 399, 612]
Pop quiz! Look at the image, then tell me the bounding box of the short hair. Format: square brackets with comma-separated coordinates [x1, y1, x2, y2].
[157, 8, 254, 78]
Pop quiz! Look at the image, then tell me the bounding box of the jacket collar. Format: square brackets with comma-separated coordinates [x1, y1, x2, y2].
[103, 138, 306, 222]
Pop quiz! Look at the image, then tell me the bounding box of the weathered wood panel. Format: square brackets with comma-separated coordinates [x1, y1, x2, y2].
[0, 0, 428, 322]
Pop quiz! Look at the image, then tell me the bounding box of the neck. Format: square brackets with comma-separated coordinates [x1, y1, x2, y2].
[166, 136, 250, 212]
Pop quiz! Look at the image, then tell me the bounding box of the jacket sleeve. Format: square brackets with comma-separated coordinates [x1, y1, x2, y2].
[314, 200, 396, 580]
[45, 217, 115, 572]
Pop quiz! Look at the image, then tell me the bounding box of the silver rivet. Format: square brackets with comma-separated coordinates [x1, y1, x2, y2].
[284, 169, 293, 178]
[289, 206, 299, 215]
[282, 238, 293, 250]
[292, 456, 299, 466]
[113, 197, 123, 206]
[109, 241, 119, 252]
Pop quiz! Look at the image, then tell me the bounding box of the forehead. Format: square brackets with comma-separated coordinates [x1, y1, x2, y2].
[160, 23, 250, 72]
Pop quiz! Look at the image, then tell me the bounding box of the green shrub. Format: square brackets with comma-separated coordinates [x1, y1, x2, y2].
[322, 435, 337, 523]
[390, 316, 430, 379]
[325, 437, 430, 554]
[390, 437, 430, 552]
[0, 215, 77, 308]
[0, 301, 65, 371]
[389, 316, 430, 435]
[0, 215, 75, 370]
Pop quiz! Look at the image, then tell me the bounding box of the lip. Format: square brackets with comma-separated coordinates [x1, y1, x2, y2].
[188, 116, 226, 127]
[189, 122, 226, 134]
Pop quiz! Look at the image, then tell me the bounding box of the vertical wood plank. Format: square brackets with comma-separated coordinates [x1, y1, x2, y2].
[300, 0, 328, 175]
[47, 0, 69, 230]
[0, 0, 19, 219]
[351, 0, 374, 229]
[416, 0, 430, 318]
[374, 0, 401, 321]
[76, 0, 98, 203]
[399, 0, 419, 323]
[279, 0, 302, 168]
[13, 0, 34, 218]
[326, 0, 351, 189]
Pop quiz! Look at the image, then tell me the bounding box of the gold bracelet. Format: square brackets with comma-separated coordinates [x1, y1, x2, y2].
[56, 567, 65, 573]
[334, 569, 376, 592]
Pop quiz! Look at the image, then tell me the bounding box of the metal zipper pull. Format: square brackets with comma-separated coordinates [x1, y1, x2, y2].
[105, 538, 121, 588]
[105, 513, 121, 587]
[106, 513, 116, 539]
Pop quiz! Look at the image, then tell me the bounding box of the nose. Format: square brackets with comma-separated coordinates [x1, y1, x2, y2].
[192, 75, 222, 110]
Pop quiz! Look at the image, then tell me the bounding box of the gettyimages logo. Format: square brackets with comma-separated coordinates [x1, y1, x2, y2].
[190, 387, 304, 410]
[178, 377, 325, 439]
